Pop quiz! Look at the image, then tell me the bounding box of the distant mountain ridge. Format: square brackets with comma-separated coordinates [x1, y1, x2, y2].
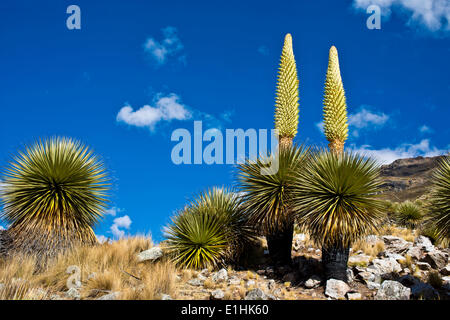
[379, 155, 446, 202]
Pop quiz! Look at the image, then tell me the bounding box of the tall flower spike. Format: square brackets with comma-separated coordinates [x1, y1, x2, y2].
[274, 33, 299, 149]
[323, 46, 348, 154]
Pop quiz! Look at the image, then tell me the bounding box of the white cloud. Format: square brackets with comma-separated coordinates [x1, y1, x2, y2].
[110, 215, 132, 239]
[117, 93, 191, 129]
[419, 124, 433, 133]
[104, 207, 121, 217]
[316, 121, 325, 133]
[96, 235, 110, 244]
[351, 139, 447, 164]
[353, 0, 450, 33]
[348, 108, 389, 129]
[143, 26, 184, 65]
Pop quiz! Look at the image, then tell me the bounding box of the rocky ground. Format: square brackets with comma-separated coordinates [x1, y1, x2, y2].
[135, 232, 450, 301]
[1, 231, 449, 300]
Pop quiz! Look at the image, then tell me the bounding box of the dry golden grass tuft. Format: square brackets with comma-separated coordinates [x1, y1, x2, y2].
[351, 239, 385, 258]
[378, 225, 417, 242]
[0, 236, 178, 300]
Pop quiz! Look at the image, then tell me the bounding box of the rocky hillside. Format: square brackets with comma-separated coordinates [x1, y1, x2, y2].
[379, 155, 446, 202]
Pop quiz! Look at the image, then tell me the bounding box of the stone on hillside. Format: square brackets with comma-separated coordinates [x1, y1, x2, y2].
[346, 268, 354, 282]
[292, 233, 306, 251]
[384, 253, 406, 263]
[416, 262, 432, 271]
[228, 276, 241, 285]
[245, 288, 267, 300]
[356, 270, 379, 283]
[366, 235, 379, 244]
[325, 279, 350, 300]
[212, 268, 228, 283]
[370, 258, 402, 274]
[411, 283, 440, 300]
[267, 279, 276, 290]
[440, 265, 450, 276]
[96, 292, 120, 300]
[304, 276, 321, 289]
[161, 294, 172, 300]
[210, 289, 225, 300]
[398, 274, 420, 287]
[367, 281, 380, 290]
[137, 247, 163, 262]
[374, 280, 410, 300]
[406, 246, 423, 260]
[245, 280, 256, 288]
[420, 251, 447, 269]
[382, 236, 411, 254]
[414, 236, 434, 252]
[349, 254, 371, 266]
[187, 278, 204, 286]
[65, 287, 81, 300]
[346, 292, 361, 300]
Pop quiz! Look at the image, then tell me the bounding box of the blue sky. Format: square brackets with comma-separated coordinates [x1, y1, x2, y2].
[0, 0, 449, 241]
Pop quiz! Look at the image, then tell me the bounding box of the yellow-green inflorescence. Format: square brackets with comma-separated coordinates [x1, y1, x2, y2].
[323, 46, 348, 154]
[274, 33, 299, 146]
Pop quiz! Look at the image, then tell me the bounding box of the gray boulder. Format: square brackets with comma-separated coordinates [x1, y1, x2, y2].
[440, 265, 450, 276]
[325, 279, 350, 300]
[137, 247, 163, 262]
[245, 288, 267, 300]
[420, 251, 447, 269]
[374, 280, 410, 300]
[96, 292, 120, 300]
[65, 287, 81, 300]
[305, 276, 321, 289]
[210, 289, 225, 300]
[212, 268, 228, 283]
[370, 258, 402, 275]
[382, 236, 412, 254]
[187, 278, 204, 286]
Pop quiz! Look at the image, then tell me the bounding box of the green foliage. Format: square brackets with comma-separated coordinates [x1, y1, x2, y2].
[0, 137, 110, 258]
[292, 151, 383, 247]
[428, 155, 450, 242]
[237, 145, 309, 234]
[274, 33, 299, 139]
[323, 46, 348, 151]
[164, 188, 255, 269]
[395, 201, 423, 228]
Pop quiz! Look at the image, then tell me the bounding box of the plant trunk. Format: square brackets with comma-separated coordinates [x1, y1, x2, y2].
[266, 222, 294, 265]
[321, 244, 350, 281]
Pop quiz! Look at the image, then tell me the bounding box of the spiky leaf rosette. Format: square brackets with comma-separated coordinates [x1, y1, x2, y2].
[165, 188, 255, 269]
[237, 145, 309, 234]
[0, 137, 110, 259]
[323, 46, 348, 154]
[274, 33, 300, 147]
[429, 155, 450, 242]
[292, 151, 383, 248]
[395, 201, 423, 229]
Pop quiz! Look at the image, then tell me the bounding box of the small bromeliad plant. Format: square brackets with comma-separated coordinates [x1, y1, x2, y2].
[164, 187, 255, 270]
[0, 137, 110, 261]
[395, 201, 423, 229]
[292, 151, 384, 281]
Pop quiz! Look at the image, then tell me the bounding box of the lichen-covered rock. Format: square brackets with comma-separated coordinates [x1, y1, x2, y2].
[245, 288, 267, 300]
[137, 247, 163, 262]
[370, 258, 402, 275]
[96, 292, 120, 300]
[212, 268, 228, 283]
[325, 279, 350, 300]
[304, 276, 321, 289]
[210, 289, 225, 300]
[346, 292, 361, 300]
[382, 236, 412, 254]
[420, 251, 447, 269]
[374, 280, 410, 300]
[65, 287, 81, 300]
